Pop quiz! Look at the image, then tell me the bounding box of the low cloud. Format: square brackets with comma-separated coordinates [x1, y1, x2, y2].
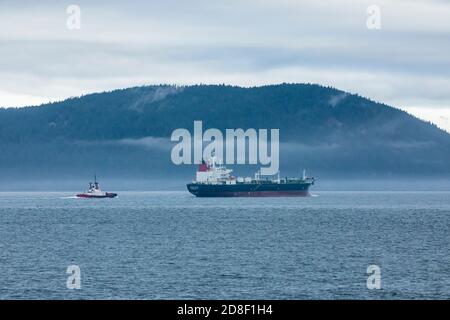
[73, 136, 172, 150]
[129, 86, 184, 112]
[329, 93, 349, 107]
[117, 137, 172, 150]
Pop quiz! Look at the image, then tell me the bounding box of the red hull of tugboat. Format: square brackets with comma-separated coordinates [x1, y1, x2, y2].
[76, 193, 117, 199]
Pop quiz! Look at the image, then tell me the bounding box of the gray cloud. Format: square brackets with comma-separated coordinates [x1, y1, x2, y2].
[0, 0, 450, 129]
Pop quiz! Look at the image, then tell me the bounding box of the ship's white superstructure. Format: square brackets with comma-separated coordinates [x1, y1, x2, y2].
[195, 156, 235, 184]
[193, 157, 312, 186]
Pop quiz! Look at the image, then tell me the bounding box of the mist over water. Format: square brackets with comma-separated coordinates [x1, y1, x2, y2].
[1, 191, 449, 299]
[0, 178, 449, 192]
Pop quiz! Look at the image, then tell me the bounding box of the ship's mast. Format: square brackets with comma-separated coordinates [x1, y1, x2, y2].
[94, 174, 99, 190]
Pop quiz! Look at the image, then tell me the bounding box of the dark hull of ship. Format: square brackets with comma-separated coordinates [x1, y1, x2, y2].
[187, 182, 312, 197]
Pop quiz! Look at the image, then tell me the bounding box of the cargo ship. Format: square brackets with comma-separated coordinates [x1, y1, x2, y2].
[187, 157, 314, 197]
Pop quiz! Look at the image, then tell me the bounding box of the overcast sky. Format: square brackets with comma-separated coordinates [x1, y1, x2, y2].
[1, 0, 450, 131]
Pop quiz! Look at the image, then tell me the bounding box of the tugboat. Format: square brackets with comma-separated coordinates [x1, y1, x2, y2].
[187, 157, 315, 197]
[76, 176, 117, 199]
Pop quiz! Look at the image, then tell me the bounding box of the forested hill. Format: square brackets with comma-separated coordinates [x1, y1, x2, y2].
[0, 83, 449, 181]
[0, 84, 447, 144]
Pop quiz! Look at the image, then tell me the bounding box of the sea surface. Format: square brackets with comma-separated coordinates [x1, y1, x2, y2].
[0, 191, 449, 300]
